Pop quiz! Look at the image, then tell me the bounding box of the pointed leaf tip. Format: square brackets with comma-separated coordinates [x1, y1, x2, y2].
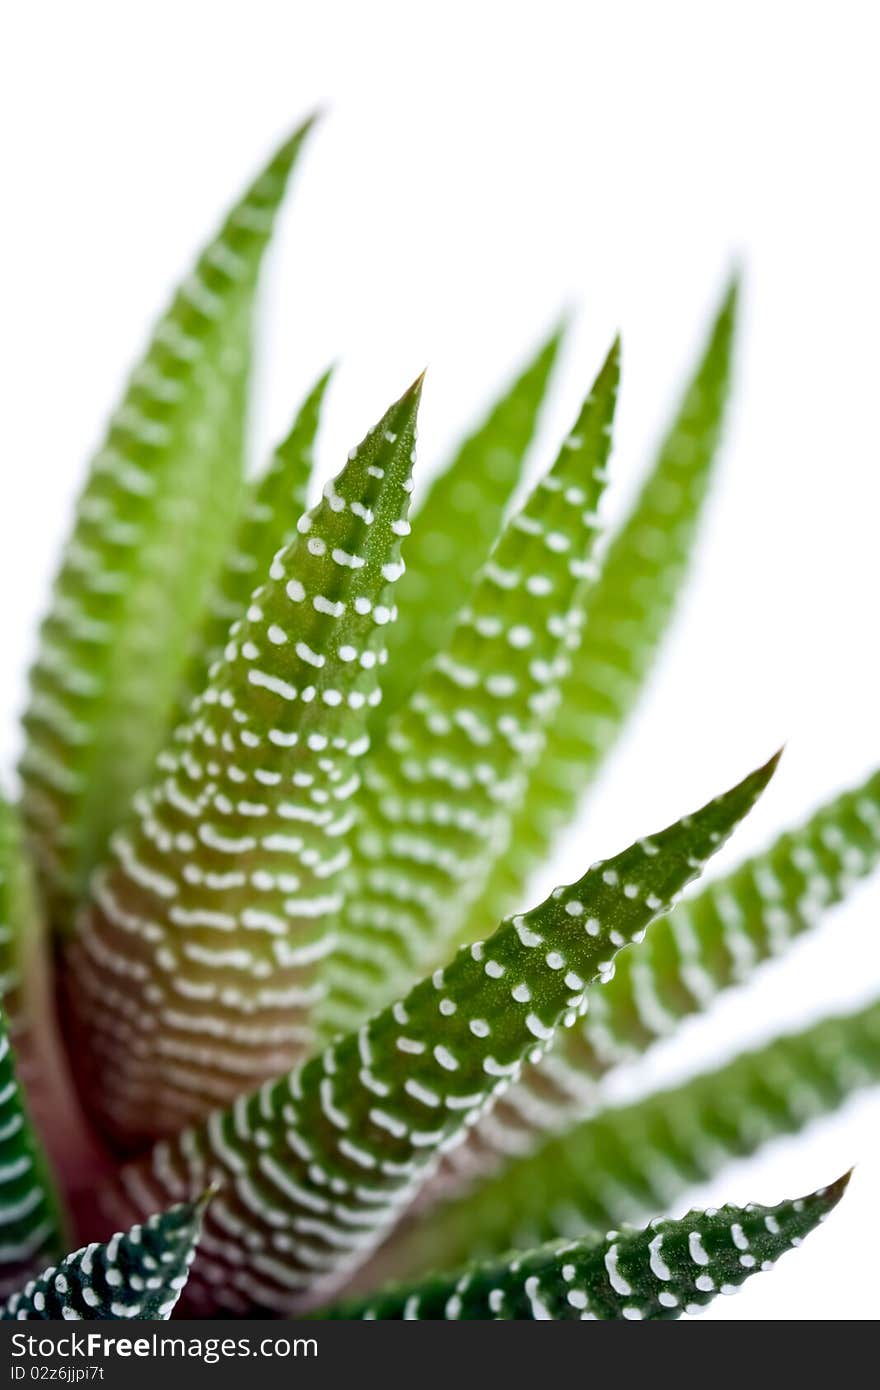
[407, 1010, 875, 1275]
[714, 268, 741, 328]
[724, 260, 744, 301]
[761, 744, 785, 780]
[597, 336, 617, 380]
[278, 108, 323, 152]
[815, 1169, 853, 1208]
[552, 304, 574, 338]
[0, 1200, 204, 1321]
[713, 747, 781, 820]
[373, 325, 566, 727]
[196, 1184, 220, 1215]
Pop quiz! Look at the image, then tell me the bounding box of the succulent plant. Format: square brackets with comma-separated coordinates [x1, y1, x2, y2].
[1, 117, 877, 1322]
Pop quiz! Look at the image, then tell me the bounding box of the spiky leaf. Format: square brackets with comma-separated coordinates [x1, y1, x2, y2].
[318, 343, 619, 1036]
[0, 1007, 64, 1296]
[574, 764, 880, 1073]
[467, 280, 737, 933]
[63, 379, 422, 1149]
[20, 120, 316, 923]
[0, 794, 40, 1024]
[0, 1199, 205, 1320]
[391, 999, 880, 1275]
[109, 755, 775, 1314]
[378, 324, 564, 722]
[180, 367, 333, 708]
[324, 1176, 848, 1319]
[441, 764, 880, 1182]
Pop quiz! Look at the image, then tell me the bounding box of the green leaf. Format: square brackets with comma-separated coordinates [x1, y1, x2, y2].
[389, 998, 880, 1276]
[318, 342, 619, 1037]
[575, 763, 880, 1073]
[20, 118, 317, 925]
[0, 794, 41, 1022]
[62, 378, 423, 1150]
[108, 753, 775, 1315]
[0, 1005, 65, 1297]
[466, 279, 738, 935]
[322, 1175, 849, 1319]
[442, 763, 880, 1181]
[179, 366, 333, 710]
[0, 1198, 206, 1320]
[378, 323, 564, 722]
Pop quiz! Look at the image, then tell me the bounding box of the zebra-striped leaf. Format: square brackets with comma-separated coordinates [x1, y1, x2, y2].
[180, 366, 333, 710]
[466, 280, 738, 934]
[0, 1006, 64, 1297]
[20, 119, 316, 924]
[576, 767, 880, 1072]
[107, 753, 775, 1314]
[63, 378, 422, 1150]
[388, 998, 880, 1275]
[0, 1198, 206, 1320]
[318, 342, 619, 1036]
[323, 1175, 849, 1319]
[439, 764, 880, 1182]
[378, 322, 565, 722]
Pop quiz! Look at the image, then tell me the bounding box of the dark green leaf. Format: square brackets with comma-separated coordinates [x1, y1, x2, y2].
[323, 1175, 849, 1319]
[389, 999, 880, 1275]
[1, 1198, 206, 1320]
[0, 1005, 65, 1297]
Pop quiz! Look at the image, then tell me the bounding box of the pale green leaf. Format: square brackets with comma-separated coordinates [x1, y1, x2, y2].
[466, 279, 738, 934]
[179, 366, 333, 709]
[20, 119, 317, 924]
[0, 793, 41, 1024]
[378, 323, 564, 721]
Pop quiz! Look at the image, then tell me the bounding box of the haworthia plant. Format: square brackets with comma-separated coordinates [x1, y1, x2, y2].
[324, 1177, 849, 1320]
[20, 118, 316, 926]
[0, 122, 875, 1322]
[386, 999, 880, 1276]
[0, 1199, 206, 1320]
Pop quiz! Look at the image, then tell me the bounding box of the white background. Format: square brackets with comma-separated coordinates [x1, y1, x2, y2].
[2, 1, 878, 1319]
